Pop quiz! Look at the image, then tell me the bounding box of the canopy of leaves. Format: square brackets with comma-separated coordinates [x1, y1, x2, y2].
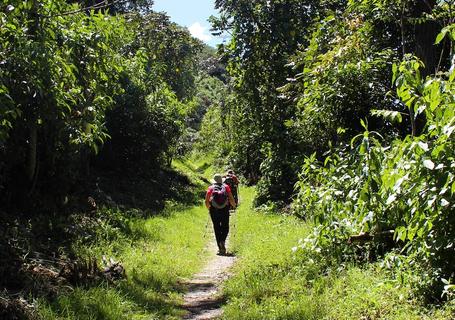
[0, 0, 203, 211]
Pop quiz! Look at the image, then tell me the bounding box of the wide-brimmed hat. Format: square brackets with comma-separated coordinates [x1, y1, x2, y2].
[212, 173, 223, 184]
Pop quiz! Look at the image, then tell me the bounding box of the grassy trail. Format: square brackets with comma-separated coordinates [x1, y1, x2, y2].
[38, 204, 212, 320]
[36, 175, 454, 319]
[181, 233, 236, 319]
[219, 188, 454, 320]
[36, 157, 216, 319]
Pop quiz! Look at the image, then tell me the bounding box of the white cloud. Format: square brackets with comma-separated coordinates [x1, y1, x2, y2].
[188, 22, 212, 42]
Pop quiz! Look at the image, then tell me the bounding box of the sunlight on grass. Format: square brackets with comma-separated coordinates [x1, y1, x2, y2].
[36, 172, 454, 319]
[222, 187, 455, 320]
[173, 153, 228, 180]
[38, 205, 210, 320]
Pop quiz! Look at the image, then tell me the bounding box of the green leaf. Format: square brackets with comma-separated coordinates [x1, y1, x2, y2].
[394, 227, 407, 242]
[392, 64, 398, 83]
[435, 27, 449, 45]
[337, 127, 346, 134]
[371, 109, 403, 123]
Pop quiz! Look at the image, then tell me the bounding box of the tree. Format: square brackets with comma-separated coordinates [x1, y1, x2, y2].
[1, 0, 128, 208]
[212, 0, 336, 203]
[0, 1, 202, 211]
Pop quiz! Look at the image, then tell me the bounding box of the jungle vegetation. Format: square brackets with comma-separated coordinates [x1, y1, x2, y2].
[1, 0, 454, 317]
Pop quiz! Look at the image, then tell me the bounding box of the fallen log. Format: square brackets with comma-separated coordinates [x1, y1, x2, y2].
[348, 230, 395, 244]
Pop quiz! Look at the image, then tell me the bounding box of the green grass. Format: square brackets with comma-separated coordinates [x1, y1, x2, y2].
[172, 158, 209, 187]
[37, 156, 217, 320]
[35, 164, 454, 319]
[222, 187, 455, 320]
[38, 204, 211, 320]
[173, 153, 230, 182]
[173, 154, 212, 176]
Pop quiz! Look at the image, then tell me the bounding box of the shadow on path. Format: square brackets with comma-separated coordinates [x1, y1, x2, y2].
[180, 237, 236, 320]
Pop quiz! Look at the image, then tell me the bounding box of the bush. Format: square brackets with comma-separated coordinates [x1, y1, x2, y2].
[293, 51, 455, 299]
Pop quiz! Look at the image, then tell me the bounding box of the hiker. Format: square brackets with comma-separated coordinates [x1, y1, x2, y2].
[223, 169, 240, 206]
[205, 173, 236, 255]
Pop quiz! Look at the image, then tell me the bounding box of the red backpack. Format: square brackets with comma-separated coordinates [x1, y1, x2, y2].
[210, 183, 228, 209]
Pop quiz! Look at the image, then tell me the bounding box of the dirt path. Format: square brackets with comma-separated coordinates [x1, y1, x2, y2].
[181, 236, 236, 320]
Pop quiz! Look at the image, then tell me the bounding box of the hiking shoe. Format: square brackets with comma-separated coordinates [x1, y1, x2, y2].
[216, 242, 223, 255]
[220, 241, 226, 255]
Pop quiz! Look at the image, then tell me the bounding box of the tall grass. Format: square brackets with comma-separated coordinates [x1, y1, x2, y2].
[222, 187, 454, 319]
[174, 154, 214, 177]
[38, 204, 211, 320]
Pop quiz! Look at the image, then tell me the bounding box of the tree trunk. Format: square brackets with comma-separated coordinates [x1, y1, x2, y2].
[26, 0, 40, 191]
[27, 122, 38, 182]
[413, 0, 440, 76]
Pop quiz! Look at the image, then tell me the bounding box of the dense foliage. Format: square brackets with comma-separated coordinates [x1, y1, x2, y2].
[212, 0, 450, 203]
[0, 0, 205, 211]
[212, 0, 333, 201]
[0, 2, 219, 315]
[1, 0, 454, 315]
[223, 187, 454, 319]
[293, 51, 455, 299]
[210, 0, 454, 301]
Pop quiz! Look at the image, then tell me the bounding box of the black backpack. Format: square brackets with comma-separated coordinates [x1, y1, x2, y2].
[210, 183, 228, 209]
[224, 175, 237, 194]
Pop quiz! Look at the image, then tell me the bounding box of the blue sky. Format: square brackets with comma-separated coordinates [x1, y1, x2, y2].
[153, 0, 226, 47]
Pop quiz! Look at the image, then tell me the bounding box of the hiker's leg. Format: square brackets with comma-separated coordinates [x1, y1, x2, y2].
[219, 209, 230, 242]
[210, 208, 223, 244]
[234, 187, 239, 205]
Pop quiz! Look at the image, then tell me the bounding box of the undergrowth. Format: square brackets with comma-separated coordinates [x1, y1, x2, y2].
[37, 201, 209, 320]
[223, 187, 455, 319]
[31, 157, 212, 319]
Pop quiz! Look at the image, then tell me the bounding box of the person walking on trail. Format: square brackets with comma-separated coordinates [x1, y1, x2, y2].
[223, 169, 240, 206]
[205, 173, 236, 255]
